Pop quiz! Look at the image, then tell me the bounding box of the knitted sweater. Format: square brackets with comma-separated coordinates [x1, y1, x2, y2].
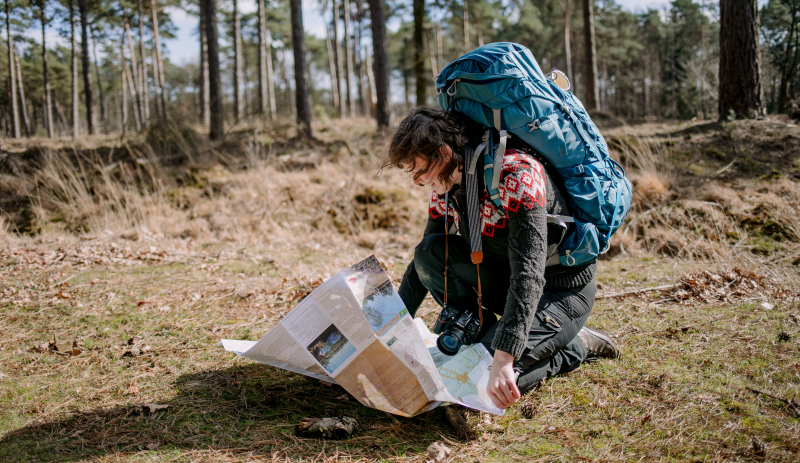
[398, 148, 596, 359]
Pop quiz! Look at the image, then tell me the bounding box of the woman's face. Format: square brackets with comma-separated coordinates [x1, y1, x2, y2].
[402, 151, 462, 195]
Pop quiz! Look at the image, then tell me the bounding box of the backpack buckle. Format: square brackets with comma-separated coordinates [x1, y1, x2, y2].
[527, 119, 540, 132]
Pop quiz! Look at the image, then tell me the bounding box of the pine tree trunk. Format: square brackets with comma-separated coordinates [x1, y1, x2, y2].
[91, 28, 106, 133]
[78, 0, 94, 134]
[324, 17, 340, 111]
[355, 3, 366, 117]
[777, 14, 797, 113]
[257, 0, 267, 115]
[125, 45, 142, 131]
[138, 0, 150, 125]
[343, 0, 355, 117]
[121, 35, 128, 135]
[426, 27, 437, 77]
[199, 11, 210, 126]
[437, 22, 443, 69]
[290, 0, 312, 138]
[125, 22, 144, 128]
[70, 0, 79, 137]
[719, 0, 765, 119]
[462, 0, 469, 51]
[332, 0, 344, 117]
[563, 0, 572, 84]
[202, 0, 224, 139]
[474, 15, 483, 47]
[413, 0, 426, 106]
[40, 0, 54, 138]
[6, 0, 20, 138]
[151, 0, 168, 119]
[232, 0, 243, 120]
[582, 0, 599, 111]
[265, 28, 276, 121]
[368, 0, 389, 127]
[14, 48, 31, 137]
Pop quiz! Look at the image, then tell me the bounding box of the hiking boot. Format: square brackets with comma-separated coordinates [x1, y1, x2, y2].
[578, 326, 620, 361]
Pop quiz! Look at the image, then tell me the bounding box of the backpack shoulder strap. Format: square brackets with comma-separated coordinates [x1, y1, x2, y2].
[463, 145, 483, 265]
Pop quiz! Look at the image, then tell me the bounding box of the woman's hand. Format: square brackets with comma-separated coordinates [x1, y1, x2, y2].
[486, 350, 521, 409]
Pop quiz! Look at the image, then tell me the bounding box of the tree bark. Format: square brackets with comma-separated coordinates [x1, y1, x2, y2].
[40, 0, 54, 138]
[437, 22, 444, 69]
[462, 0, 469, 51]
[138, 0, 149, 125]
[324, 14, 340, 112]
[290, 0, 312, 138]
[70, 0, 79, 137]
[718, 0, 765, 119]
[413, 0, 426, 106]
[199, 11, 210, 126]
[582, 0, 599, 111]
[6, 0, 20, 138]
[265, 28, 276, 121]
[14, 47, 31, 137]
[343, 0, 355, 117]
[202, 0, 224, 139]
[355, 2, 366, 117]
[365, 43, 376, 116]
[426, 27, 437, 77]
[332, 0, 344, 117]
[78, 0, 94, 134]
[91, 28, 106, 133]
[474, 14, 483, 47]
[562, 0, 572, 84]
[777, 11, 797, 113]
[121, 35, 128, 135]
[151, 0, 168, 119]
[368, 0, 389, 127]
[232, 0, 243, 120]
[125, 22, 144, 128]
[257, 0, 267, 115]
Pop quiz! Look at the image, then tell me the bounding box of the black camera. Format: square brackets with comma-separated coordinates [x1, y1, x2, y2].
[433, 305, 482, 356]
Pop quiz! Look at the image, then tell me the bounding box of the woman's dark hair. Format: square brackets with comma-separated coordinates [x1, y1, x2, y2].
[381, 107, 475, 185]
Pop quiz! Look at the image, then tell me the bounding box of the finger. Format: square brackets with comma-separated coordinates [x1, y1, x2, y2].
[500, 381, 516, 406]
[488, 388, 505, 409]
[510, 381, 521, 400]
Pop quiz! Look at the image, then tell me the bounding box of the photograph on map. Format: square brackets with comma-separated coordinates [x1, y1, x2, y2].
[361, 279, 408, 335]
[306, 324, 357, 374]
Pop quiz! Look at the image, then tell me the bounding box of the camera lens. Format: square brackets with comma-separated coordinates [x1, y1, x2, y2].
[437, 332, 461, 356]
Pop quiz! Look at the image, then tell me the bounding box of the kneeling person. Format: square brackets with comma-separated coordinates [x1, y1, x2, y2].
[383, 108, 619, 409]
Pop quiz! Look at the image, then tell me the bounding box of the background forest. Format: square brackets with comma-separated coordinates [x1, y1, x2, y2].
[2, 0, 800, 138]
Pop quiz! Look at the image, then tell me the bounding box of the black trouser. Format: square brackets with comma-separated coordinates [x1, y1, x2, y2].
[414, 233, 594, 393]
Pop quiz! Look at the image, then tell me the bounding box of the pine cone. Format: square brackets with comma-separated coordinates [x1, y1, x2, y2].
[750, 435, 766, 458]
[519, 402, 537, 419]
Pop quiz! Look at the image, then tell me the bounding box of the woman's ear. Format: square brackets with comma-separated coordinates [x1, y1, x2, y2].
[438, 145, 454, 161]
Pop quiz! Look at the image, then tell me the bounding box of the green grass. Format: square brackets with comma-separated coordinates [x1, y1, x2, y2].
[2, 251, 798, 462]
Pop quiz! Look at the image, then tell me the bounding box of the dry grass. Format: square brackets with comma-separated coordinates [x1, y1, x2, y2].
[1, 117, 799, 461]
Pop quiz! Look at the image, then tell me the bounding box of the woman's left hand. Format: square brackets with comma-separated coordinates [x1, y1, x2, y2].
[486, 350, 521, 409]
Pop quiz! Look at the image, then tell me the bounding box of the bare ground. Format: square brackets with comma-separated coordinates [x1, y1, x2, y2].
[1, 117, 799, 462]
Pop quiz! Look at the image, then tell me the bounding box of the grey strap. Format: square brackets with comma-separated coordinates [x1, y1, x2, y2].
[492, 109, 502, 131]
[491, 129, 507, 191]
[463, 145, 483, 258]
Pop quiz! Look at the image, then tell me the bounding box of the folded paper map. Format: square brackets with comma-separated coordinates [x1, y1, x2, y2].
[220, 255, 503, 417]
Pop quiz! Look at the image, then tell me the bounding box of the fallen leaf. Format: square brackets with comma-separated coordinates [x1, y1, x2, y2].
[145, 442, 160, 450]
[0, 372, 9, 381]
[57, 288, 72, 299]
[425, 441, 451, 463]
[761, 301, 774, 311]
[127, 384, 140, 395]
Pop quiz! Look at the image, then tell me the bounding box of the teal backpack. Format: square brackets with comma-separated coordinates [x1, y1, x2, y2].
[436, 42, 633, 268]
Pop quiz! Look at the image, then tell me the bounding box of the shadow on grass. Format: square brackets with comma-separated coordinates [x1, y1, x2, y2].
[0, 364, 451, 462]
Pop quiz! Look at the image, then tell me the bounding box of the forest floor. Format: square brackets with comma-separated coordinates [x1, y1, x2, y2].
[1, 116, 799, 462]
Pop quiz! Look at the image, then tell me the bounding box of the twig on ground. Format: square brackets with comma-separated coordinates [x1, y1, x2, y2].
[597, 283, 681, 299]
[745, 387, 800, 418]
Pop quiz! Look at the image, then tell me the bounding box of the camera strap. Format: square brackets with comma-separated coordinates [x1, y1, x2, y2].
[443, 189, 484, 329]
